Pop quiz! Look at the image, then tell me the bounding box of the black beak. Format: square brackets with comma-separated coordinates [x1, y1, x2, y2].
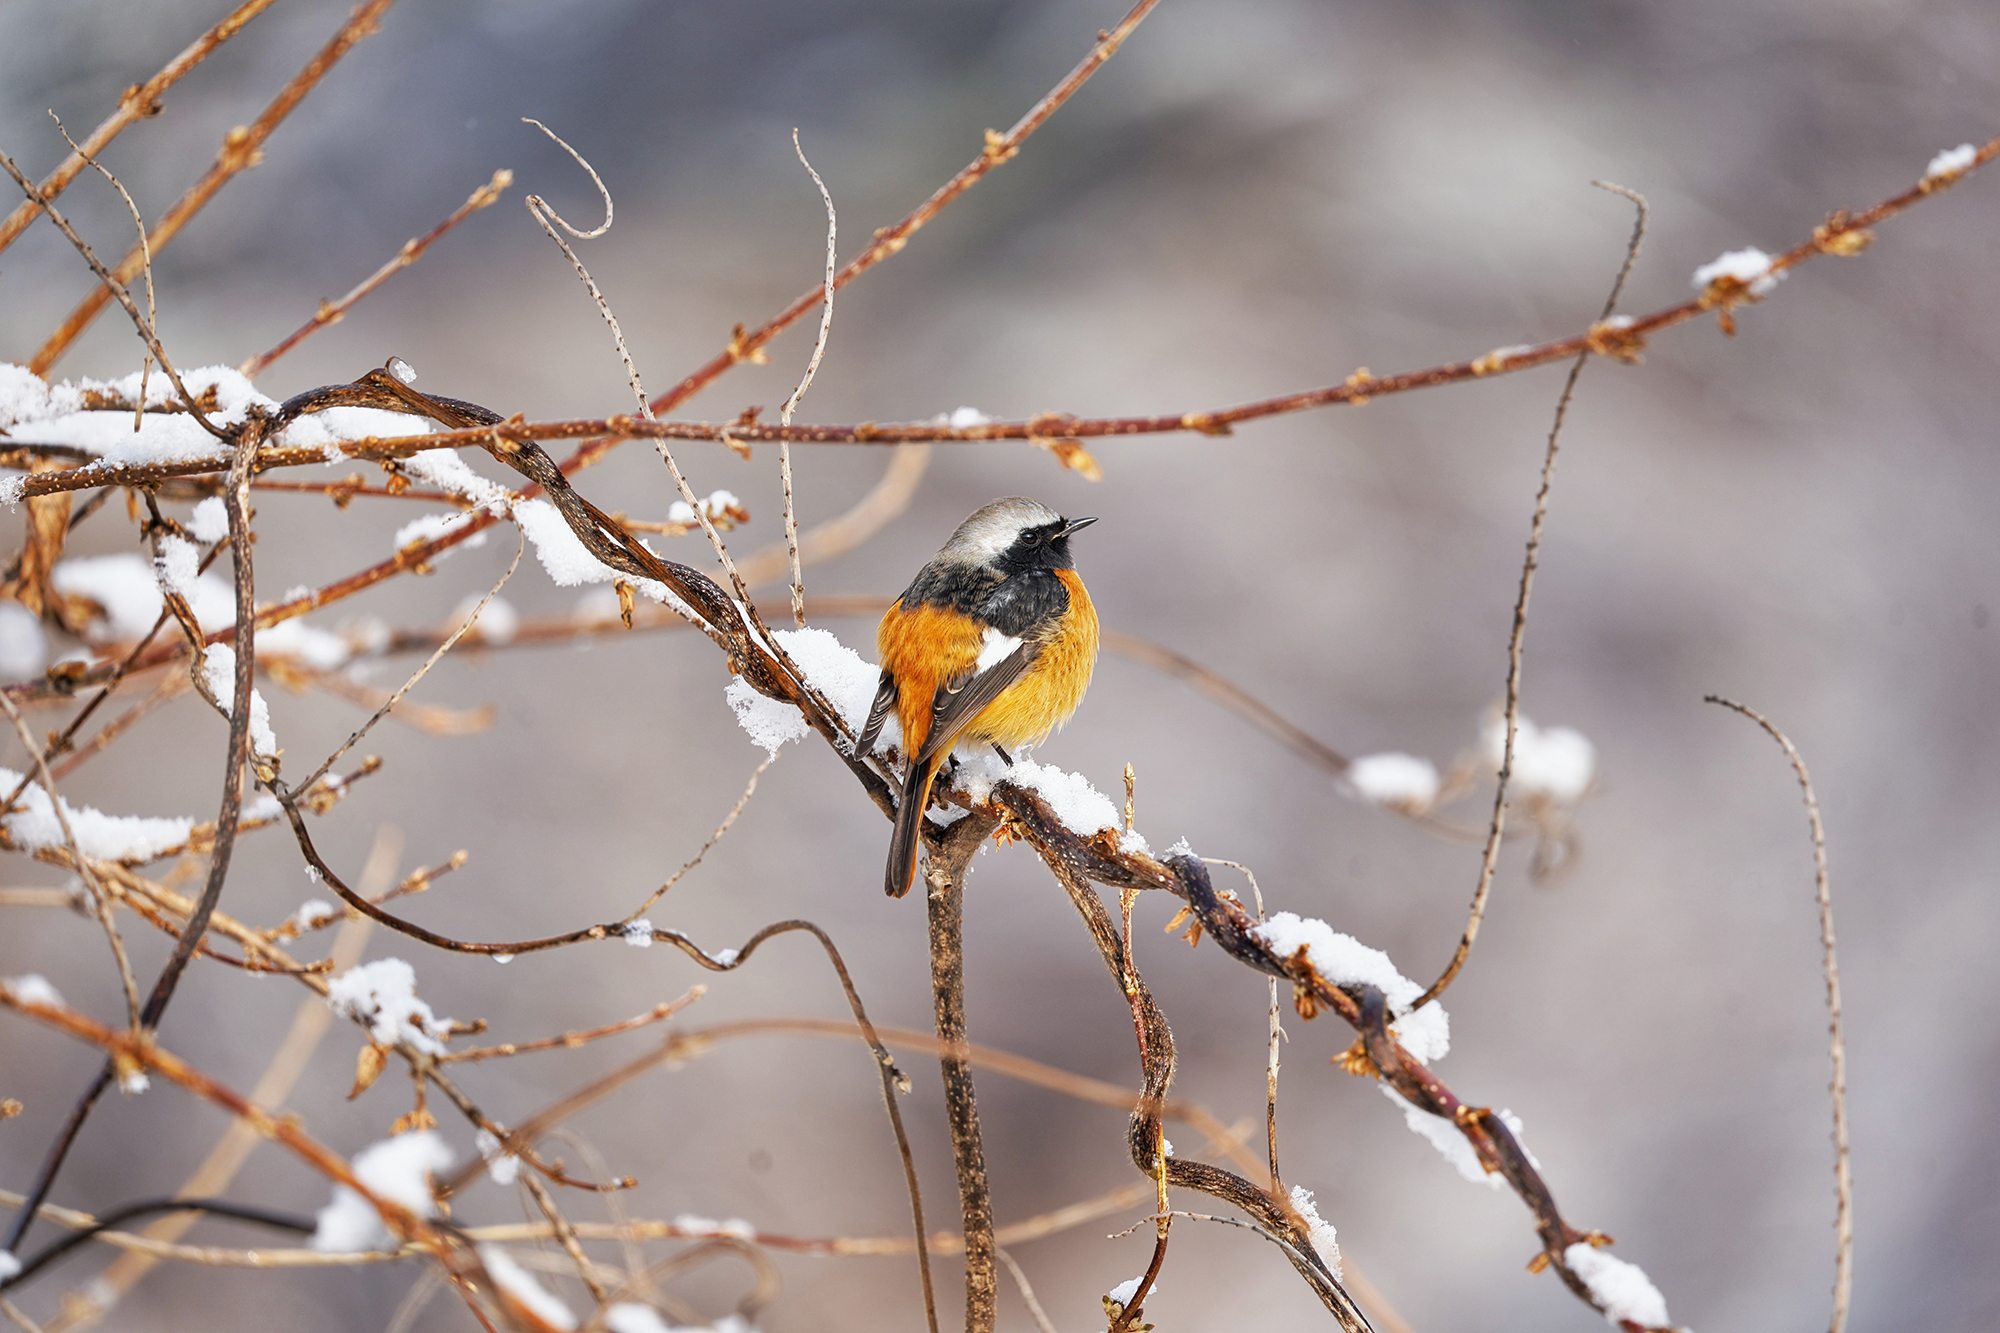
[1060, 516, 1098, 537]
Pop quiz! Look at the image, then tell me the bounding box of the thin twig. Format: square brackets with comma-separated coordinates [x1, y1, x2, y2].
[0, 150, 221, 437]
[48, 113, 157, 428]
[1414, 182, 1647, 1013]
[1704, 696, 1851, 1333]
[777, 128, 838, 627]
[0, 0, 280, 257]
[0, 690, 141, 1029]
[295, 533, 523, 794]
[996, 1248, 1061, 1333]
[622, 756, 771, 921]
[29, 0, 404, 374]
[240, 169, 512, 379]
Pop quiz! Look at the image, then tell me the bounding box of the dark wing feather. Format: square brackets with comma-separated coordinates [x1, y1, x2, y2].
[856, 668, 897, 755]
[914, 642, 1037, 767]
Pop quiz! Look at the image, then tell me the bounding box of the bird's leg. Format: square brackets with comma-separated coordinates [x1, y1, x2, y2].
[991, 742, 1014, 766]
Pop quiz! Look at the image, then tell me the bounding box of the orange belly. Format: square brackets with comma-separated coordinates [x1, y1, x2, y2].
[878, 569, 1098, 759]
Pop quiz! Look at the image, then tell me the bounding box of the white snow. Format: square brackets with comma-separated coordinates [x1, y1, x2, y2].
[325, 958, 455, 1056]
[1383, 1086, 1536, 1189]
[944, 407, 991, 429]
[310, 1130, 454, 1253]
[622, 919, 655, 948]
[279, 406, 434, 458]
[186, 496, 230, 543]
[672, 1214, 755, 1241]
[1924, 143, 1978, 181]
[776, 627, 892, 745]
[257, 618, 351, 671]
[1692, 247, 1783, 297]
[1105, 1276, 1154, 1308]
[201, 643, 279, 759]
[604, 1305, 674, 1333]
[1565, 1242, 1671, 1329]
[712, 947, 739, 966]
[1251, 912, 1449, 1063]
[0, 1251, 19, 1281]
[403, 449, 514, 517]
[951, 748, 1123, 837]
[289, 899, 338, 933]
[449, 593, 519, 645]
[1485, 714, 1595, 803]
[119, 1069, 150, 1094]
[1345, 752, 1440, 813]
[392, 510, 484, 554]
[4, 973, 64, 1008]
[665, 490, 742, 525]
[512, 499, 682, 617]
[1288, 1184, 1342, 1278]
[475, 1128, 521, 1185]
[725, 676, 810, 757]
[53, 553, 197, 640]
[479, 1244, 577, 1330]
[0, 766, 192, 863]
[0, 601, 48, 680]
[153, 535, 202, 599]
[387, 357, 418, 386]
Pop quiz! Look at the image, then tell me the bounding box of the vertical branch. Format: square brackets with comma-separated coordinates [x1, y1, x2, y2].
[0, 417, 265, 1260]
[778, 129, 838, 628]
[1704, 696, 1851, 1333]
[1415, 183, 1647, 1011]
[924, 811, 1003, 1333]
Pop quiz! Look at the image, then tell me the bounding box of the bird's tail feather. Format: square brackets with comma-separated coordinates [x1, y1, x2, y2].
[885, 755, 939, 898]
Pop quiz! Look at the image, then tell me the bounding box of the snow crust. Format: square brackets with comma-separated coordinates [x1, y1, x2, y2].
[475, 1127, 521, 1185]
[1252, 912, 1448, 1063]
[0, 766, 191, 862]
[1346, 752, 1440, 812]
[0, 602, 47, 681]
[1925, 142, 1977, 180]
[622, 919, 655, 947]
[201, 643, 279, 759]
[1383, 1085, 1536, 1188]
[1288, 1184, 1342, 1278]
[479, 1244, 577, 1330]
[4, 974, 64, 1008]
[325, 958, 454, 1056]
[187, 496, 230, 543]
[1692, 247, 1782, 297]
[310, 1130, 453, 1253]
[1485, 714, 1595, 802]
[1565, 1242, 1671, 1329]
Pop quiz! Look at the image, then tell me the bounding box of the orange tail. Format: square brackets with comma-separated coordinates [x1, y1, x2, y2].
[885, 754, 942, 897]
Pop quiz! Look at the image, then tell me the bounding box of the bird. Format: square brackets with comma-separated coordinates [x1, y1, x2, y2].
[856, 497, 1099, 897]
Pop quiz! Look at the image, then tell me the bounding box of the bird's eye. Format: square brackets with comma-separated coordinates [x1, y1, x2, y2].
[1023, 530, 1043, 546]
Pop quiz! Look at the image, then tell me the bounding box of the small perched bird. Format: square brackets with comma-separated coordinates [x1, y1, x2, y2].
[857, 498, 1099, 897]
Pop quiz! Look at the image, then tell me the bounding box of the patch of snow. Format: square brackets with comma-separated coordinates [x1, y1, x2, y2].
[475, 1128, 521, 1185]
[1345, 752, 1440, 813]
[310, 1130, 453, 1253]
[1925, 142, 1977, 181]
[325, 958, 454, 1056]
[0, 767, 192, 862]
[4, 974, 64, 1008]
[1484, 714, 1594, 803]
[1565, 1242, 1670, 1329]
[201, 643, 279, 759]
[479, 1245, 577, 1330]
[622, 919, 655, 948]
[0, 602, 47, 681]
[185, 496, 230, 543]
[1289, 1184, 1342, 1278]
[1692, 247, 1782, 297]
[1253, 912, 1449, 1063]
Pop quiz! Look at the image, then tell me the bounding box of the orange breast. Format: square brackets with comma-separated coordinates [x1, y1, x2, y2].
[962, 569, 1099, 751]
[876, 571, 1100, 760]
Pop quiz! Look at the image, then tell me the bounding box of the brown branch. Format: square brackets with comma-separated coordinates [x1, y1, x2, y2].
[640, 0, 1166, 423]
[1414, 183, 1648, 1012]
[1704, 697, 1851, 1333]
[240, 169, 513, 380]
[925, 811, 1004, 1333]
[29, 0, 404, 375]
[0, 0, 280, 257]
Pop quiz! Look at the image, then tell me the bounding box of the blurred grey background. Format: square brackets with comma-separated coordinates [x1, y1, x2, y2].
[2, 0, 1996, 1329]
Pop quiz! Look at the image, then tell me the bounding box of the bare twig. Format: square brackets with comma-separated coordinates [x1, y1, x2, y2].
[0, 690, 141, 1029]
[241, 169, 514, 379]
[0, 0, 280, 256]
[1704, 696, 1851, 1333]
[295, 533, 522, 794]
[1414, 182, 1648, 1013]
[48, 113, 157, 429]
[777, 128, 838, 627]
[996, 1248, 1061, 1333]
[30, 0, 404, 374]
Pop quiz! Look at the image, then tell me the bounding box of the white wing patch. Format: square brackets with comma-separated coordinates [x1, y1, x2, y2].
[976, 627, 1024, 672]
